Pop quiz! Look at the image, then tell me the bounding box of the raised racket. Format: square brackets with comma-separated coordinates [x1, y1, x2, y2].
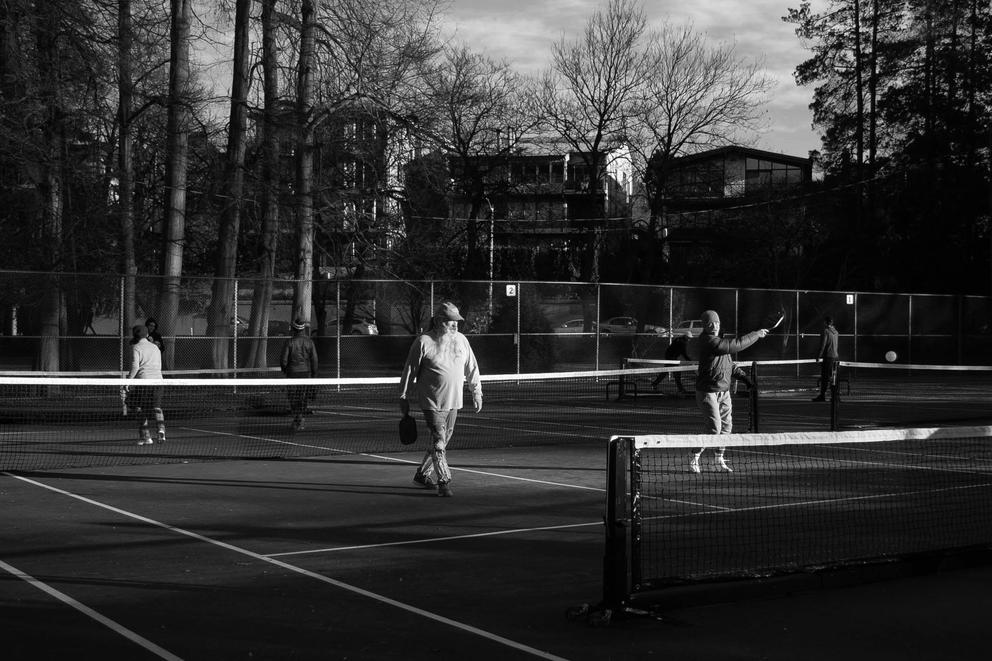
[763, 308, 786, 331]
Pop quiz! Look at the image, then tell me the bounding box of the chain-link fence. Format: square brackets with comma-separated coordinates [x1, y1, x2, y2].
[2, 270, 991, 375]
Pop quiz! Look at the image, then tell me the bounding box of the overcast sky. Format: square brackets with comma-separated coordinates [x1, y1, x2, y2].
[441, 0, 823, 157]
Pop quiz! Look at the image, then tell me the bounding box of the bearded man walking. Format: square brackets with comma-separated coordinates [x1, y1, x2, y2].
[398, 301, 483, 497]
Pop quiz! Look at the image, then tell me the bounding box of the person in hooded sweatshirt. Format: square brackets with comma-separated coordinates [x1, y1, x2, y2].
[691, 310, 768, 474]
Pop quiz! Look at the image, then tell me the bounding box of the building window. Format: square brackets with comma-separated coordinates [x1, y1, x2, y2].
[567, 162, 589, 190]
[745, 157, 803, 192]
[670, 161, 724, 198]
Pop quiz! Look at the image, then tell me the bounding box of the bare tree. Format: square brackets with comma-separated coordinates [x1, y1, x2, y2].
[158, 0, 193, 370]
[245, 0, 284, 369]
[292, 0, 318, 324]
[118, 0, 138, 330]
[207, 0, 251, 369]
[536, 0, 654, 281]
[422, 44, 536, 276]
[629, 23, 771, 278]
[301, 0, 442, 333]
[33, 2, 67, 371]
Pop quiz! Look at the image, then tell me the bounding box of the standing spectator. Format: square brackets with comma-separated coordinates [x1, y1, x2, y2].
[398, 301, 482, 498]
[651, 332, 692, 393]
[127, 325, 165, 446]
[280, 318, 319, 431]
[145, 317, 164, 352]
[691, 310, 768, 473]
[812, 315, 839, 402]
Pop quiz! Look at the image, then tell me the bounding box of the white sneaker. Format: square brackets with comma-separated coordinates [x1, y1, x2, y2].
[715, 456, 733, 472]
[689, 455, 701, 473]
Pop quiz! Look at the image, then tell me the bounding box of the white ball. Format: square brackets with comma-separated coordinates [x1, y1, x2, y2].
[885, 351, 897, 363]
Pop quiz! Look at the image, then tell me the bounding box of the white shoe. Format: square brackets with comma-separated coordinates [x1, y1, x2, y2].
[689, 455, 701, 473]
[715, 456, 733, 472]
[137, 437, 153, 446]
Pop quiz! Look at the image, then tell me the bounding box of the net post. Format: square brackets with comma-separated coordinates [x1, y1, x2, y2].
[602, 436, 632, 610]
[618, 358, 626, 399]
[829, 362, 840, 431]
[748, 361, 759, 432]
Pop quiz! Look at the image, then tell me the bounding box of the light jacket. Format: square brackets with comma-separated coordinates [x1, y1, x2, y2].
[128, 338, 162, 379]
[399, 331, 481, 411]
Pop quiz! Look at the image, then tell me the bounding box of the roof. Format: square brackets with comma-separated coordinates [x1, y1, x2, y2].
[666, 145, 811, 168]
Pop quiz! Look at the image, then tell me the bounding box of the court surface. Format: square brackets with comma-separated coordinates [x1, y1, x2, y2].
[2, 448, 990, 659]
[2, 377, 991, 660]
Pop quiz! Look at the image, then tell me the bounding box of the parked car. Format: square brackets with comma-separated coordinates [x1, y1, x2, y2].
[668, 319, 704, 337]
[553, 318, 597, 334]
[599, 316, 666, 335]
[333, 318, 379, 335]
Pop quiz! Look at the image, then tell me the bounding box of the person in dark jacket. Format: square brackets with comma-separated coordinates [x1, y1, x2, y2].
[651, 332, 692, 393]
[813, 315, 839, 401]
[145, 317, 164, 352]
[281, 318, 319, 430]
[691, 310, 768, 473]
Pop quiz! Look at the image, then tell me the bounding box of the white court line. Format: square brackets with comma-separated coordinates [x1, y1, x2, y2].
[639, 481, 992, 524]
[268, 520, 602, 558]
[0, 558, 182, 661]
[184, 427, 610, 492]
[3, 472, 570, 661]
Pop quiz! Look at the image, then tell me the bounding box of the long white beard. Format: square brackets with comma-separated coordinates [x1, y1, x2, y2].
[432, 328, 463, 365]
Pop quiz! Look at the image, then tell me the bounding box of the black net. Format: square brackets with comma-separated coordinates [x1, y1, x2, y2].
[606, 427, 992, 600]
[834, 362, 992, 429]
[2, 367, 691, 471]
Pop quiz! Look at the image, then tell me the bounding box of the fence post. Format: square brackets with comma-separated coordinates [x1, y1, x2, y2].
[853, 293, 859, 363]
[907, 294, 913, 365]
[668, 287, 673, 335]
[516, 281, 521, 375]
[795, 290, 801, 376]
[595, 283, 601, 371]
[119, 275, 125, 374]
[233, 277, 239, 377]
[956, 295, 964, 364]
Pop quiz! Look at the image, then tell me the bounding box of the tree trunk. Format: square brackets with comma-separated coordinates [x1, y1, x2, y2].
[207, 0, 251, 370]
[246, 0, 282, 369]
[159, 0, 192, 370]
[118, 0, 137, 334]
[34, 3, 65, 372]
[292, 0, 317, 323]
